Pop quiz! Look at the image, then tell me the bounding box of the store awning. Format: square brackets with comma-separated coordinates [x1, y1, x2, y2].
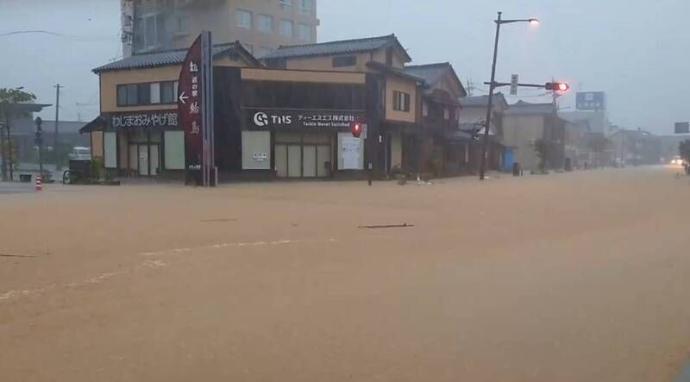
[79, 116, 108, 134]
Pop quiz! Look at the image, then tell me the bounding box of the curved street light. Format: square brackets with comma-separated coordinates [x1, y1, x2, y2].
[479, 12, 540, 180]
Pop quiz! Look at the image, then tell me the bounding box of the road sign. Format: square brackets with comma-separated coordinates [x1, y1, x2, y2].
[576, 92, 606, 110]
[510, 74, 519, 95]
[675, 122, 689, 134]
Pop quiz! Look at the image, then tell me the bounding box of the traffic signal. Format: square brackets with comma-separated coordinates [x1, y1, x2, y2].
[351, 122, 363, 138]
[545, 82, 570, 92]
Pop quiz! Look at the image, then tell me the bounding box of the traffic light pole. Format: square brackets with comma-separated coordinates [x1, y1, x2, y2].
[478, 11, 502, 181]
[479, 13, 540, 180]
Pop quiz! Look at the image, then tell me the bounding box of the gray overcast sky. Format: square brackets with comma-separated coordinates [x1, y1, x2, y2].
[1, 0, 688, 134]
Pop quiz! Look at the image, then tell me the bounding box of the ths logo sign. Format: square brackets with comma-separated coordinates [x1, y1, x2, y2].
[253, 112, 269, 127]
[253, 112, 292, 127]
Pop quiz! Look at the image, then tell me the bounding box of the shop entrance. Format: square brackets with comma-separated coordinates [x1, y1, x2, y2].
[274, 132, 333, 178]
[128, 144, 160, 176]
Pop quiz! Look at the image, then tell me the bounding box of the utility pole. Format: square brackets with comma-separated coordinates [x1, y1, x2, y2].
[54, 84, 62, 170]
[0, 119, 6, 181]
[6, 113, 13, 181]
[35, 117, 43, 176]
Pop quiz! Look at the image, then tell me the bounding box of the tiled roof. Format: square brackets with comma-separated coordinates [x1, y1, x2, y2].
[366, 61, 424, 82]
[404, 62, 466, 97]
[93, 42, 258, 73]
[262, 34, 411, 62]
[404, 63, 449, 87]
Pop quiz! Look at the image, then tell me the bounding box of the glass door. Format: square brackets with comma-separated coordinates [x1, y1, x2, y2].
[138, 145, 149, 176]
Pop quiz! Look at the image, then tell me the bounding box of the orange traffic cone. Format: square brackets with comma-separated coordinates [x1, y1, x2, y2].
[35, 175, 43, 191]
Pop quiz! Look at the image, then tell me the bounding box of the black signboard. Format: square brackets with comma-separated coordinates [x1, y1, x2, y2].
[675, 122, 689, 134]
[110, 111, 179, 130]
[245, 109, 365, 130]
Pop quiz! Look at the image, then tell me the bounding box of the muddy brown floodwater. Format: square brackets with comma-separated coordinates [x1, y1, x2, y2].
[1, 166, 690, 381]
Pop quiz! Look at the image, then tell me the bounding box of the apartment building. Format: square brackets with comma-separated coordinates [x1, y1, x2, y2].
[121, 0, 319, 57]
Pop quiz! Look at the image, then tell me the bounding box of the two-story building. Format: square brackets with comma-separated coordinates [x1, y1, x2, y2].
[83, 42, 260, 178]
[403, 63, 467, 176]
[458, 93, 509, 172]
[260, 34, 424, 177]
[83, 34, 434, 181]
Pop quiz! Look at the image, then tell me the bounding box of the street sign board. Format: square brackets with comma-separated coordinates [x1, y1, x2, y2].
[178, 32, 214, 186]
[178, 35, 203, 177]
[576, 92, 606, 110]
[675, 122, 689, 134]
[245, 109, 365, 130]
[510, 74, 519, 96]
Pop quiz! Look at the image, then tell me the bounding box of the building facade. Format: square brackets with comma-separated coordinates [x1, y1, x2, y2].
[121, 0, 319, 57]
[87, 34, 472, 182]
[459, 93, 509, 172]
[86, 42, 260, 177]
[261, 35, 424, 177]
[404, 63, 467, 176]
[502, 101, 566, 172]
[609, 129, 662, 166]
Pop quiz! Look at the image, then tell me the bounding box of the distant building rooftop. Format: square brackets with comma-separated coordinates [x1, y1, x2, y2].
[12, 119, 86, 135]
[504, 100, 556, 115]
[93, 42, 259, 73]
[262, 34, 412, 62]
[403, 62, 467, 97]
[459, 93, 508, 108]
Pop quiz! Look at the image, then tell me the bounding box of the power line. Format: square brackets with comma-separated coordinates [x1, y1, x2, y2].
[0, 30, 119, 42]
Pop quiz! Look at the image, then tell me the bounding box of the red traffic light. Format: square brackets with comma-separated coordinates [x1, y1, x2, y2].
[545, 82, 570, 92]
[351, 122, 363, 138]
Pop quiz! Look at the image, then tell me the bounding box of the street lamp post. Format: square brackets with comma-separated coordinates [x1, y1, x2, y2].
[478, 12, 539, 180]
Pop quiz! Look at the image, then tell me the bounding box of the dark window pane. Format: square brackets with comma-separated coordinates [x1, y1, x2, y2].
[160, 81, 174, 104]
[126, 84, 138, 105]
[138, 83, 151, 105]
[333, 55, 357, 67]
[117, 85, 128, 106]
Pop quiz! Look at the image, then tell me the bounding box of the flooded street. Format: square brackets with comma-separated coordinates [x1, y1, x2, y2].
[1, 167, 690, 381]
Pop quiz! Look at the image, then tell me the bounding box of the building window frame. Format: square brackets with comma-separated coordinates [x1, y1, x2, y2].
[300, 0, 314, 14]
[297, 23, 312, 41]
[116, 81, 179, 107]
[257, 14, 273, 34]
[236, 9, 253, 30]
[280, 0, 293, 11]
[279, 19, 294, 38]
[393, 91, 411, 112]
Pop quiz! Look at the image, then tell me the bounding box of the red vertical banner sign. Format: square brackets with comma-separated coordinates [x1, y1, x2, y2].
[178, 35, 203, 184]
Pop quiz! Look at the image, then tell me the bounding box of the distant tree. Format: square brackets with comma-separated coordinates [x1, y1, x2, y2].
[533, 138, 549, 173]
[680, 139, 690, 174]
[0, 88, 37, 118]
[1, 88, 37, 178]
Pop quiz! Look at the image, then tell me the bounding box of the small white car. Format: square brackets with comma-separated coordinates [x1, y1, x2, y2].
[69, 146, 92, 161]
